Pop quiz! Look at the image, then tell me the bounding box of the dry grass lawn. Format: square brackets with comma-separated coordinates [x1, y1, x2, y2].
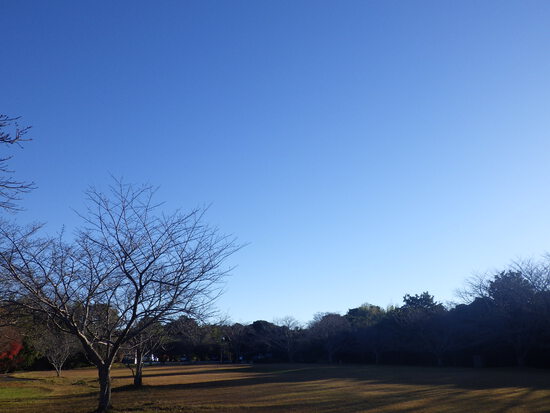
[1, 364, 549, 412]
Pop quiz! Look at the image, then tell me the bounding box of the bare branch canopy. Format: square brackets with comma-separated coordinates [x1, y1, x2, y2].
[0, 180, 238, 412]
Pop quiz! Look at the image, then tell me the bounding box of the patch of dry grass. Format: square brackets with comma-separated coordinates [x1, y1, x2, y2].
[1, 364, 549, 412]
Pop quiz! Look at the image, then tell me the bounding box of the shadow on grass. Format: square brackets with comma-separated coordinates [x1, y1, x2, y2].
[62, 364, 550, 397]
[114, 365, 251, 380]
[26, 364, 550, 413]
[0, 375, 41, 382]
[113, 364, 549, 391]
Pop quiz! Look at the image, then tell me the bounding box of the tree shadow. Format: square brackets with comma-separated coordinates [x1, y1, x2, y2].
[24, 364, 550, 413]
[114, 365, 250, 380]
[110, 363, 550, 394]
[0, 375, 41, 382]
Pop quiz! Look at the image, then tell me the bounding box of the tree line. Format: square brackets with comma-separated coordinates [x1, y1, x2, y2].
[4, 260, 550, 376]
[127, 262, 550, 369]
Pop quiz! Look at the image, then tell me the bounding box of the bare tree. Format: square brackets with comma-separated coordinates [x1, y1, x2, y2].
[0, 115, 34, 211]
[0, 180, 237, 412]
[122, 319, 166, 387]
[273, 316, 302, 362]
[512, 257, 550, 293]
[29, 321, 80, 377]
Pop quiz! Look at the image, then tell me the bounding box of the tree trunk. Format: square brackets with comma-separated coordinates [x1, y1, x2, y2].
[134, 348, 143, 387]
[97, 364, 112, 413]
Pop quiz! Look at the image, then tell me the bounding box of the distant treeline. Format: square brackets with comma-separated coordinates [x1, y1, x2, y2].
[161, 265, 550, 369]
[2, 259, 550, 372]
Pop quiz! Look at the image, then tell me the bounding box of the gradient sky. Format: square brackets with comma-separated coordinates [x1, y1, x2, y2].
[2, 1, 550, 324]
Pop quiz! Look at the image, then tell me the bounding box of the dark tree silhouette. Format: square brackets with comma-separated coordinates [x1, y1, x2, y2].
[273, 316, 302, 362]
[221, 322, 248, 363]
[309, 313, 350, 363]
[488, 271, 538, 367]
[345, 304, 386, 363]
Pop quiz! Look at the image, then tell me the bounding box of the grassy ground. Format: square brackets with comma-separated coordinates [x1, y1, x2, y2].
[1, 364, 549, 412]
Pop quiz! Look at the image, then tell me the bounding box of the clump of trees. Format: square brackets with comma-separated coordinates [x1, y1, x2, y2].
[147, 259, 550, 370]
[5, 257, 550, 382]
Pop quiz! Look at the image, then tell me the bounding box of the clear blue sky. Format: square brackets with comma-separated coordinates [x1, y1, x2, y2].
[2, 1, 550, 323]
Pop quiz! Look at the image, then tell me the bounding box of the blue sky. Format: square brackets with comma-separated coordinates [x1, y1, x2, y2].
[2, 1, 550, 323]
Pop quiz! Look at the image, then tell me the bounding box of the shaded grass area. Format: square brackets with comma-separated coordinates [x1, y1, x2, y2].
[1, 364, 549, 412]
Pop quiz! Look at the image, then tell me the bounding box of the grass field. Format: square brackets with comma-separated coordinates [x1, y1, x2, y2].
[1, 364, 549, 412]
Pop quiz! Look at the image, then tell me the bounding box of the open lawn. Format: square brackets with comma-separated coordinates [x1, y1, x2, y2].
[1, 364, 549, 412]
